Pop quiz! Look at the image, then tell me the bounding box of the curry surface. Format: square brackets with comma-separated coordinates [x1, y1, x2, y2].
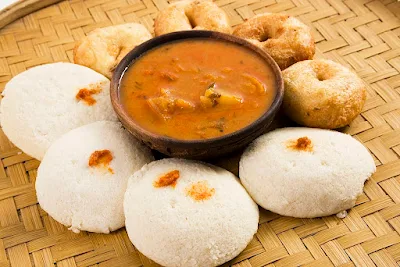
[120, 38, 276, 140]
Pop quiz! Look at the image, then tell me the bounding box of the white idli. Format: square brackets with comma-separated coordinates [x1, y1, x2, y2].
[0, 62, 118, 160]
[239, 127, 376, 218]
[36, 121, 153, 233]
[124, 158, 259, 267]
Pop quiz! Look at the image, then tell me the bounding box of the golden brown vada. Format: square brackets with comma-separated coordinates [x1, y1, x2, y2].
[233, 13, 315, 70]
[74, 23, 152, 79]
[154, 0, 231, 36]
[282, 59, 366, 129]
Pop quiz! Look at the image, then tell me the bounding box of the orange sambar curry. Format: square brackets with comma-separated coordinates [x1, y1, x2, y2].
[120, 38, 276, 140]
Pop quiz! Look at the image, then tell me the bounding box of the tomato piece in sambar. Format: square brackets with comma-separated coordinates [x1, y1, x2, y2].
[119, 38, 276, 140]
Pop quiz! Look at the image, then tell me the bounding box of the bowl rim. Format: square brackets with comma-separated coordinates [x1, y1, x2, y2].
[111, 30, 284, 147]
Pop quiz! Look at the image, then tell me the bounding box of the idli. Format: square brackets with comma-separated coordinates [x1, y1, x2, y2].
[124, 158, 259, 267]
[0, 62, 118, 160]
[36, 121, 153, 233]
[239, 127, 376, 218]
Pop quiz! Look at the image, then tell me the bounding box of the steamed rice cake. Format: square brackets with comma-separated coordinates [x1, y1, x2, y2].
[239, 127, 376, 218]
[124, 158, 259, 267]
[0, 62, 118, 160]
[36, 121, 153, 233]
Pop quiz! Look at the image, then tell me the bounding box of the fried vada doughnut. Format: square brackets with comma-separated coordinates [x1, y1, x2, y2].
[233, 13, 315, 70]
[74, 23, 152, 79]
[154, 0, 231, 36]
[282, 59, 366, 129]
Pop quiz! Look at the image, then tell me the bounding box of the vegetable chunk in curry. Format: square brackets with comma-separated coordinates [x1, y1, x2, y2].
[120, 39, 276, 140]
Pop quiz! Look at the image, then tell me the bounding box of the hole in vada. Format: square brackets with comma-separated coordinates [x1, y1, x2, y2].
[317, 73, 327, 81]
[187, 14, 196, 29]
[259, 33, 269, 42]
[313, 62, 334, 81]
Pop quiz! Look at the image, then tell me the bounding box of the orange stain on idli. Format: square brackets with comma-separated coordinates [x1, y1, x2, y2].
[186, 180, 215, 201]
[76, 83, 104, 105]
[89, 150, 114, 173]
[287, 136, 313, 152]
[76, 88, 101, 105]
[153, 170, 180, 188]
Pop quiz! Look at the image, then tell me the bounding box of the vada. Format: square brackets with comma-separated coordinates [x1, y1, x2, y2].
[233, 13, 314, 70]
[282, 59, 366, 129]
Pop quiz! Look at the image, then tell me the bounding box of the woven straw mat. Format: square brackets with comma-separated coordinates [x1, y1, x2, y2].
[0, 0, 400, 266]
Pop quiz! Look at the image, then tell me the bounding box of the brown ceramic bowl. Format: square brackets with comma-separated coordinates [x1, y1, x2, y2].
[111, 30, 284, 159]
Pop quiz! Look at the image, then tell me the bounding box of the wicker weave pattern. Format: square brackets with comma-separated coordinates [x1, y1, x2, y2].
[0, 0, 400, 266]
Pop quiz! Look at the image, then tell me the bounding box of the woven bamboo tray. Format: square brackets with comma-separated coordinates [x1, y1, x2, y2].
[0, 0, 400, 266]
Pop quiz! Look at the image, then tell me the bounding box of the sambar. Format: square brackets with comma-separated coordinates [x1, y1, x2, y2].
[119, 38, 276, 140]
